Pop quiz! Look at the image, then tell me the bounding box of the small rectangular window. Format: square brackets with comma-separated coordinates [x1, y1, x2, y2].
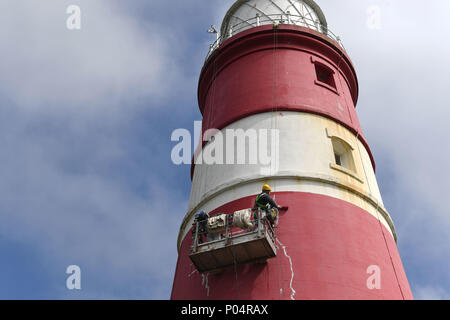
[331, 137, 356, 173]
[326, 129, 363, 184]
[315, 63, 336, 89]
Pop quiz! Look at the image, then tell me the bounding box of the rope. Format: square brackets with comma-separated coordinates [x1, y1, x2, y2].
[266, 207, 283, 299]
[206, 39, 219, 131]
[230, 246, 241, 299]
[270, 24, 290, 299]
[271, 22, 279, 196]
[199, 32, 220, 206]
[270, 25, 280, 299]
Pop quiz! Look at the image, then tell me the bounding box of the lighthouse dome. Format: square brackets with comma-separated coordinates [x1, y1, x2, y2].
[220, 0, 328, 41]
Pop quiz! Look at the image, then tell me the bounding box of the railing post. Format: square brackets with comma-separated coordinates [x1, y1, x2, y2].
[225, 215, 230, 246]
[287, 11, 291, 24]
[193, 222, 199, 253]
[256, 13, 260, 27]
[315, 19, 321, 32]
[258, 209, 263, 238]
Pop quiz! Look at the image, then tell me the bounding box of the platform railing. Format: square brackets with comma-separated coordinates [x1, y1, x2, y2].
[205, 14, 345, 61]
[190, 208, 277, 254]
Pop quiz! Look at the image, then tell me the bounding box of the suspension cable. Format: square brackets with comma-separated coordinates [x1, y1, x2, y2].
[271, 21, 280, 197]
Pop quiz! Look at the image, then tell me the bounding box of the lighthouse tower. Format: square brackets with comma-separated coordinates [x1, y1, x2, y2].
[171, 0, 413, 300]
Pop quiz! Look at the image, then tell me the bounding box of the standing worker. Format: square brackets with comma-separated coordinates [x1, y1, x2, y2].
[254, 184, 283, 229]
[192, 211, 209, 244]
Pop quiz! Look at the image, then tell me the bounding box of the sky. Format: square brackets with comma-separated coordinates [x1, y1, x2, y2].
[0, 0, 449, 300]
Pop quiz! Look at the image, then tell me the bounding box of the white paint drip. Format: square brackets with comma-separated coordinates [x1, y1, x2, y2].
[188, 266, 210, 297]
[187, 264, 198, 277]
[201, 273, 210, 297]
[188, 269, 198, 277]
[276, 238, 296, 300]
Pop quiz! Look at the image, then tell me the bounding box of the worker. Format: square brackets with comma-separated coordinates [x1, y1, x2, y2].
[192, 211, 209, 244]
[254, 184, 282, 229]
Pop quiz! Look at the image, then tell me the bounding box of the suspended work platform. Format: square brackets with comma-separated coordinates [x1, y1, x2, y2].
[189, 209, 278, 273]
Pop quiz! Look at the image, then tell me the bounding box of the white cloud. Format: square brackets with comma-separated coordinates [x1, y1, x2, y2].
[0, 0, 175, 114]
[0, 111, 187, 297]
[320, 0, 450, 296]
[414, 285, 450, 300]
[0, 0, 189, 299]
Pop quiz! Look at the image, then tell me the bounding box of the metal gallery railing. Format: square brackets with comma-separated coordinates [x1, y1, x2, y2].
[205, 13, 345, 61]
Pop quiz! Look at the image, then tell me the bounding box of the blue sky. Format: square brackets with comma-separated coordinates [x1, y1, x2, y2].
[0, 0, 449, 299]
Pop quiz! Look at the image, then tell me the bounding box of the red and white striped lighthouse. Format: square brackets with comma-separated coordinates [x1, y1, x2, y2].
[171, 0, 413, 300]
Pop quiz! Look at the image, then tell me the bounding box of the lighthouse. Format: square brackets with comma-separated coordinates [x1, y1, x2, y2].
[171, 0, 413, 300]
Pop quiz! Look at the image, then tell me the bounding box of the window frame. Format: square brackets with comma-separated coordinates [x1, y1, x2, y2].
[311, 56, 339, 95]
[326, 128, 363, 184]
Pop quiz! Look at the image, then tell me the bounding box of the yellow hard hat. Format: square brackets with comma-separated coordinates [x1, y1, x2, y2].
[262, 184, 271, 191]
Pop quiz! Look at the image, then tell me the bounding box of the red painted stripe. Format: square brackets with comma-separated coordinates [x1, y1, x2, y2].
[191, 24, 376, 179]
[198, 25, 358, 119]
[200, 24, 358, 106]
[171, 192, 413, 300]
